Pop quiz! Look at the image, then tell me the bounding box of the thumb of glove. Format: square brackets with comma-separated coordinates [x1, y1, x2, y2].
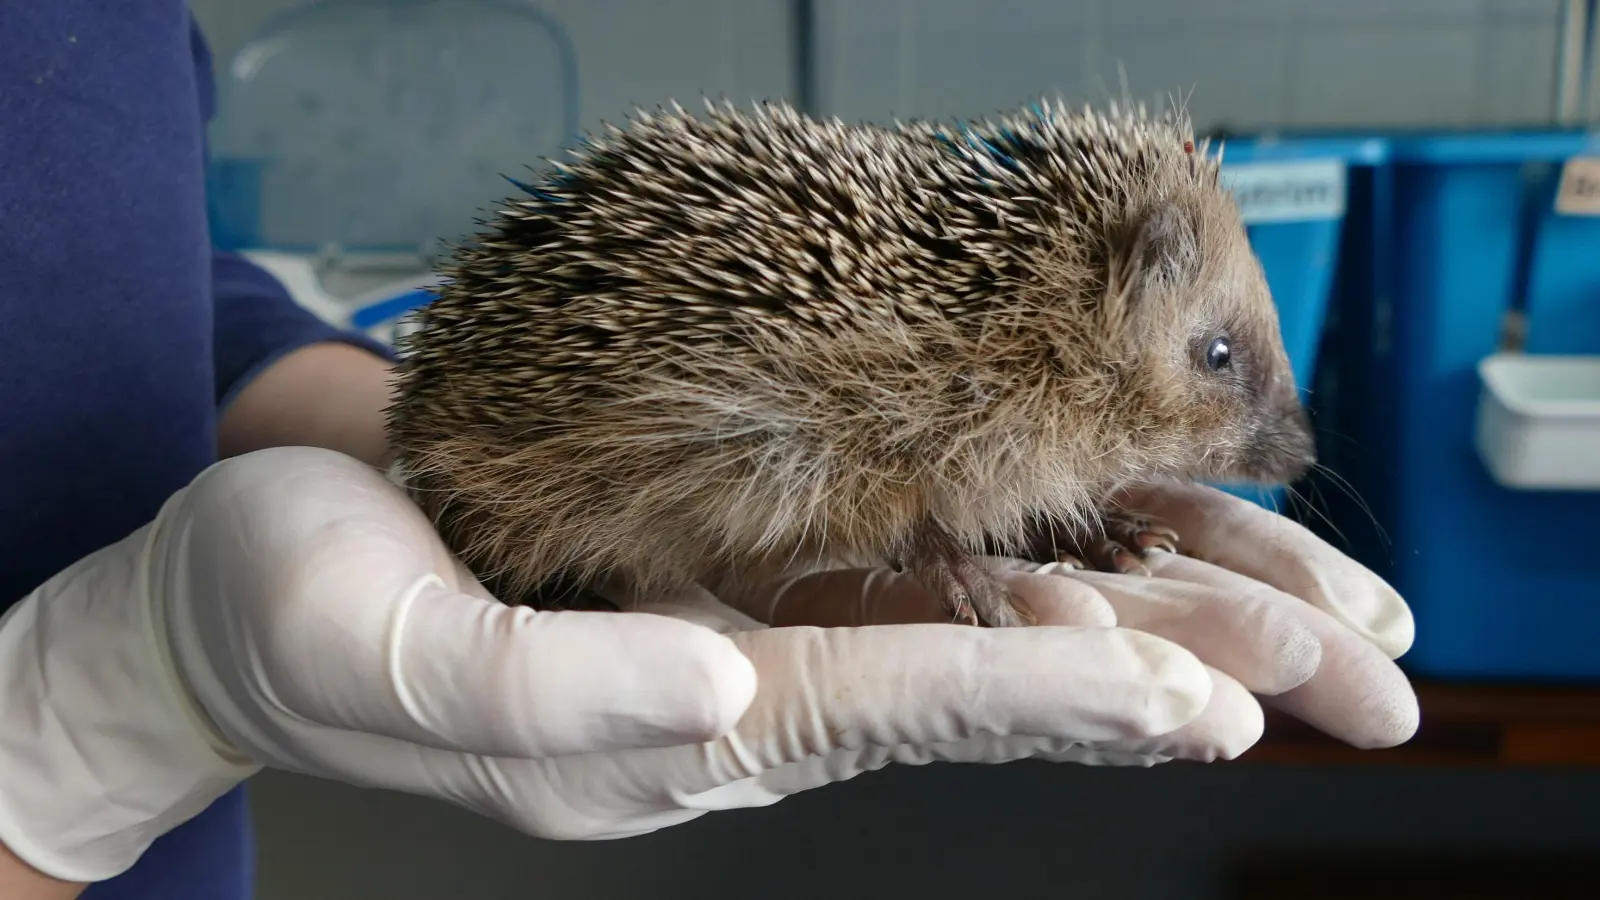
[162, 448, 759, 764]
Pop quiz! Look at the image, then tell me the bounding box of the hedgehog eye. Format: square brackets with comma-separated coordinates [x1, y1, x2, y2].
[1204, 336, 1232, 372]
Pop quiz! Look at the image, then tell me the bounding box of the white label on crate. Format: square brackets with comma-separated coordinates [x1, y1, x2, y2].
[1554, 157, 1600, 216]
[1219, 160, 1347, 224]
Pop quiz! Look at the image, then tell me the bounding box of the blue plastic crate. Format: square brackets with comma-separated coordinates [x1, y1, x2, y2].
[1210, 135, 1390, 509]
[1323, 130, 1600, 681]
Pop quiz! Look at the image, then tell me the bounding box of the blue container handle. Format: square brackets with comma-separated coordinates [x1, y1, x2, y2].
[349, 288, 439, 331]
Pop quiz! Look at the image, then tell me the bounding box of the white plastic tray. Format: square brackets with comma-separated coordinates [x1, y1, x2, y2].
[1475, 352, 1600, 490]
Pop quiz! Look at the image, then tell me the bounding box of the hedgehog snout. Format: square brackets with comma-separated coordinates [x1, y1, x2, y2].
[1231, 398, 1316, 485]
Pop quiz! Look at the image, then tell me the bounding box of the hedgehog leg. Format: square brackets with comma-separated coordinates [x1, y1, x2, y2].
[1033, 510, 1180, 577]
[897, 520, 1036, 628]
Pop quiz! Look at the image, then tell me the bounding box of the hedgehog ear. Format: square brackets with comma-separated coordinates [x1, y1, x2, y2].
[1109, 200, 1202, 310]
[1129, 200, 1202, 285]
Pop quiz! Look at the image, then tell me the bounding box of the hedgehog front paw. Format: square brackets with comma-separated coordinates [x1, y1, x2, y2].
[898, 520, 1036, 628]
[927, 557, 1035, 628]
[1032, 510, 1180, 577]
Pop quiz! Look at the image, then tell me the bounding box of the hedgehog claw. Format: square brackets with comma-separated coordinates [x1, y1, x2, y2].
[903, 520, 1035, 628]
[1132, 530, 1178, 554]
[1030, 509, 1179, 577]
[1107, 544, 1150, 576]
[969, 582, 1035, 629]
[948, 594, 981, 628]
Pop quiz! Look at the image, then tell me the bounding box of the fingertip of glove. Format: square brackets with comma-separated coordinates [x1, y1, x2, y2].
[1208, 670, 1265, 761]
[656, 621, 758, 743]
[1264, 632, 1422, 751]
[1307, 566, 1416, 662]
[1156, 669, 1266, 763]
[577, 612, 758, 746]
[707, 636, 760, 738]
[1118, 630, 1213, 739]
[1346, 682, 1421, 750]
[1368, 585, 1416, 660]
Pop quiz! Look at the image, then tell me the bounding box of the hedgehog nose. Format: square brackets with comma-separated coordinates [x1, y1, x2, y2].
[1223, 397, 1314, 487]
[1248, 402, 1316, 485]
[1283, 404, 1317, 476]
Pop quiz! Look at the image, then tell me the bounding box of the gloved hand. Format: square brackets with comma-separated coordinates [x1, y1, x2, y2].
[712, 479, 1420, 759]
[0, 446, 1236, 885]
[1106, 481, 1419, 746]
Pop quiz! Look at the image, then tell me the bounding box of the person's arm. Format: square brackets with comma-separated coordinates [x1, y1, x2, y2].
[216, 339, 396, 469]
[0, 841, 81, 900]
[209, 248, 399, 469]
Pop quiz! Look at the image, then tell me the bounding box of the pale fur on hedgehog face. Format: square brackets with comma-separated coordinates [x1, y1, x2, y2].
[930, 102, 1315, 496]
[386, 98, 1315, 605]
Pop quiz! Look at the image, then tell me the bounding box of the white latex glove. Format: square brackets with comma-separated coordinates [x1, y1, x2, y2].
[712, 480, 1421, 760]
[1106, 481, 1420, 747]
[0, 446, 1227, 884]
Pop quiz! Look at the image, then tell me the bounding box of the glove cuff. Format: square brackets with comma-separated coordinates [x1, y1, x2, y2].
[0, 514, 259, 884]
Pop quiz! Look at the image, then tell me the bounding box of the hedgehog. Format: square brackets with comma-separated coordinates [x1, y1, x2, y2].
[385, 97, 1316, 629]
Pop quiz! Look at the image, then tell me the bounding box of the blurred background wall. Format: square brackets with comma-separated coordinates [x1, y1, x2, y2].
[185, 1, 1600, 897]
[193, 0, 1573, 134]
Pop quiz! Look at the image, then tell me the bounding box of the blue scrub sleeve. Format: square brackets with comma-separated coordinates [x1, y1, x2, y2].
[211, 248, 396, 410]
